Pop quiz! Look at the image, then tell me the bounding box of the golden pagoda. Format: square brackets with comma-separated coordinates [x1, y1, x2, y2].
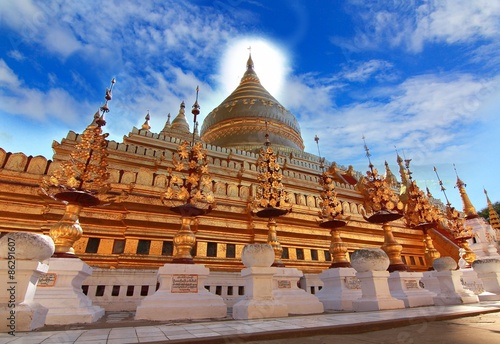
[200, 54, 304, 153]
[0, 54, 467, 309]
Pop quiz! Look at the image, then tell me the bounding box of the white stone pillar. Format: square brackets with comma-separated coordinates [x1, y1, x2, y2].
[388, 271, 435, 307]
[273, 267, 323, 315]
[432, 257, 479, 305]
[0, 260, 49, 332]
[0, 232, 54, 333]
[316, 267, 361, 311]
[34, 257, 104, 325]
[232, 244, 288, 319]
[350, 248, 405, 312]
[421, 271, 441, 294]
[135, 264, 227, 321]
[472, 259, 500, 301]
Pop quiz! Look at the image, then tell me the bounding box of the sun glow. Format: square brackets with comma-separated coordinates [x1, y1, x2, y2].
[219, 37, 289, 100]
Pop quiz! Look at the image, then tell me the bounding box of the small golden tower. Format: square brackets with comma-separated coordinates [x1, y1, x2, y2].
[484, 189, 500, 231]
[401, 159, 441, 268]
[315, 135, 350, 268]
[41, 79, 116, 256]
[434, 167, 475, 266]
[361, 138, 406, 272]
[251, 122, 291, 267]
[160, 86, 215, 264]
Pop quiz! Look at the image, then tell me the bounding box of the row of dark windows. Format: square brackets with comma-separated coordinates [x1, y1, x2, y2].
[84, 238, 426, 266]
[82, 284, 245, 297]
[85, 237, 331, 261]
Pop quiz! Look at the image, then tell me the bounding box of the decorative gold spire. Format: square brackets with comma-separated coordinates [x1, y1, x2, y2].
[251, 122, 291, 267]
[361, 137, 404, 223]
[141, 111, 151, 131]
[42, 78, 116, 206]
[170, 101, 190, 133]
[315, 135, 350, 268]
[403, 160, 441, 229]
[160, 113, 171, 134]
[161, 88, 215, 264]
[454, 165, 478, 219]
[41, 78, 117, 257]
[397, 153, 411, 203]
[485, 189, 500, 230]
[252, 122, 290, 216]
[434, 166, 475, 265]
[384, 161, 398, 188]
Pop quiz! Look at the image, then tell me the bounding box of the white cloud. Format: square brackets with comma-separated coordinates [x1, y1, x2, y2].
[340, 60, 396, 82]
[0, 60, 90, 123]
[0, 60, 21, 87]
[7, 50, 25, 61]
[295, 72, 500, 167]
[337, 0, 500, 54]
[412, 0, 500, 51]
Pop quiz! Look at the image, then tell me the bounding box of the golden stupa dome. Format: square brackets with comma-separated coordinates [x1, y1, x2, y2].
[200, 55, 304, 153]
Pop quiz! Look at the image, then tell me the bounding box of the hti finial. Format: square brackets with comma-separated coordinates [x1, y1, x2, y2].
[434, 166, 451, 207]
[192, 86, 200, 121]
[453, 163, 465, 187]
[314, 135, 325, 171]
[362, 136, 374, 172]
[96, 78, 116, 127]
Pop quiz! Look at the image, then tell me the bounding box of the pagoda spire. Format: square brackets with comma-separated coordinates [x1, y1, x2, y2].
[484, 188, 500, 230]
[141, 111, 151, 131]
[454, 165, 478, 219]
[170, 101, 190, 133]
[396, 154, 410, 203]
[384, 160, 398, 187]
[160, 113, 171, 135]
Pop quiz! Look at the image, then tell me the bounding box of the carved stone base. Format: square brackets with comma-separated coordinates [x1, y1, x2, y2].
[316, 267, 361, 311]
[432, 270, 479, 305]
[135, 264, 227, 321]
[34, 258, 104, 325]
[352, 270, 405, 312]
[233, 267, 288, 320]
[388, 271, 435, 307]
[272, 268, 323, 315]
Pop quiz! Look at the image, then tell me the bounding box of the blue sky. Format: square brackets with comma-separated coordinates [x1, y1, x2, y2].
[0, 0, 499, 212]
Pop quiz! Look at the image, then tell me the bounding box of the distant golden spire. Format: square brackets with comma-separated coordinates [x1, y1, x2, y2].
[454, 165, 478, 219]
[141, 111, 151, 131]
[160, 113, 171, 135]
[171, 101, 190, 133]
[384, 161, 398, 187]
[484, 189, 500, 230]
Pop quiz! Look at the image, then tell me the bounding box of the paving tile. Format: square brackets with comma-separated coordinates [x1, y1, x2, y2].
[192, 332, 221, 338]
[138, 335, 169, 343]
[166, 333, 197, 340]
[107, 339, 139, 344]
[74, 339, 108, 344]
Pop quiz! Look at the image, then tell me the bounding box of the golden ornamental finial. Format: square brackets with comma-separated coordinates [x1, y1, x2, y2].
[162, 90, 215, 216]
[403, 160, 441, 229]
[361, 138, 404, 223]
[434, 166, 473, 240]
[141, 111, 151, 131]
[41, 79, 117, 206]
[252, 131, 290, 218]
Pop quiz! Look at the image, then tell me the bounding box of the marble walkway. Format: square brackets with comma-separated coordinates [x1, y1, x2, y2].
[1, 301, 500, 344]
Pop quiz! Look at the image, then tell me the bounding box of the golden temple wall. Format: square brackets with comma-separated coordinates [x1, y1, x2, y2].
[0, 127, 444, 274]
